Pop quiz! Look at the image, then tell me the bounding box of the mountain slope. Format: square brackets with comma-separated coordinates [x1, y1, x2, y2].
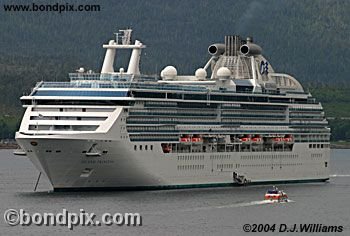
[0, 0, 349, 140]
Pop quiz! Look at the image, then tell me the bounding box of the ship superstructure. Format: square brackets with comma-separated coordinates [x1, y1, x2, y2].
[16, 30, 330, 190]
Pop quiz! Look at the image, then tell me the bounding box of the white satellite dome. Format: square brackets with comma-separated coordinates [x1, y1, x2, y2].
[161, 66, 177, 79]
[217, 67, 231, 78]
[76, 67, 85, 73]
[195, 68, 207, 79]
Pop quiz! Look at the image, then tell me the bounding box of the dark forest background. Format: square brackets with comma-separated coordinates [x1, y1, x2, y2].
[0, 0, 349, 141]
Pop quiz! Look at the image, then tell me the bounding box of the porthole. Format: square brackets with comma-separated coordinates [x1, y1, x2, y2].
[30, 141, 38, 146]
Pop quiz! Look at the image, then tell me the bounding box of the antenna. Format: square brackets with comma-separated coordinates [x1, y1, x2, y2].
[114, 32, 119, 44]
[101, 28, 145, 74]
[119, 29, 132, 45]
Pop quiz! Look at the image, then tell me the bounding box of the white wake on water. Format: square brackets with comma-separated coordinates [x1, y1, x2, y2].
[175, 199, 295, 213]
[212, 199, 294, 209]
[330, 174, 350, 177]
[147, 199, 294, 215]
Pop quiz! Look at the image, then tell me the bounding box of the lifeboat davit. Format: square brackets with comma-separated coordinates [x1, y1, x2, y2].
[264, 186, 288, 202]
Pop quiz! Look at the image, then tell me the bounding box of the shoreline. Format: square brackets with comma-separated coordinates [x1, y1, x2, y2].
[0, 144, 19, 149]
[330, 143, 350, 149]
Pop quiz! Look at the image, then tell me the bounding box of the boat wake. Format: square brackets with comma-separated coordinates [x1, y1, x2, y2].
[211, 199, 294, 209]
[147, 199, 294, 215]
[330, 174, 350, 178]
[178, 199, 294, 213]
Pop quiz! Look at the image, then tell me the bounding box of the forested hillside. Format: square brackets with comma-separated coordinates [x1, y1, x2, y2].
[0, 0, 349, 141]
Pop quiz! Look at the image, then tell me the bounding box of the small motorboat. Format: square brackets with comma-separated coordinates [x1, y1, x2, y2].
[264, 186, 288, 202]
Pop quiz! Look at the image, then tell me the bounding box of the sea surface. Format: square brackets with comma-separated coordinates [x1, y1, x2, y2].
[0, 149, 349, 236]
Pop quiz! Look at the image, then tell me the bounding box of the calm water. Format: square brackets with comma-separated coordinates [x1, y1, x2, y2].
[0, 149, 349, 235]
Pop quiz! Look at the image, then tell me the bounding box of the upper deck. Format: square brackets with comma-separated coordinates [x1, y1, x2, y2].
[20, 72, 319, 110]
[21, 30, 315, 107]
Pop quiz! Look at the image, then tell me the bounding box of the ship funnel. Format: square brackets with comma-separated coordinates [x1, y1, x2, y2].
[208, 44, 225, 56]
[240, 43, 262, 56]
[225, 35, 241, 56]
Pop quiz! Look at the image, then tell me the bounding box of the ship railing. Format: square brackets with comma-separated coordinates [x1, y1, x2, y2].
[29, 81, 44, 95]
[69, 73, 133, 82]
[36, 81, 207, 91]
[34, 82, 316, 106]
[31, 73, 313, 102]
[39, 82, 131, 89]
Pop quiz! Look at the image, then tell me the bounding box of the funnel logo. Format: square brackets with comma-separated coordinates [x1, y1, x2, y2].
[260, 61, 269, 75]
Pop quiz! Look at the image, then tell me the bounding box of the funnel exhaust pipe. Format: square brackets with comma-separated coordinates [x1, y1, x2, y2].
[208, 43, 225, 56]
[240, 43, 262, 56]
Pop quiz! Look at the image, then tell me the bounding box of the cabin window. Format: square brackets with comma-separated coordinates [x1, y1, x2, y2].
[140, 145, 142, 151]
[145, 145, 148, 151]
[325, 162, 328, 167]
[134, 145, 137, 151]
[150, 145, 153, 151]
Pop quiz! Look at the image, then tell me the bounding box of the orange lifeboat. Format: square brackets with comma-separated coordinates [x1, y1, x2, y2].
[239, 135, 251, 144]
[180, 135, 191, 143]
[191, 135, 203, 143]
[272, 137, 284, 144]
[251, 135, 263, 144]
[284, 134, 294, 144]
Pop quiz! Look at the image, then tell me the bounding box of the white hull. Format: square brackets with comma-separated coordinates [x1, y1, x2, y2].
[16, 135, 330, 190]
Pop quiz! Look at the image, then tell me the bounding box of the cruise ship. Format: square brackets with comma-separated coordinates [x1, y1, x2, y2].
[15, 29, 330, 191]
